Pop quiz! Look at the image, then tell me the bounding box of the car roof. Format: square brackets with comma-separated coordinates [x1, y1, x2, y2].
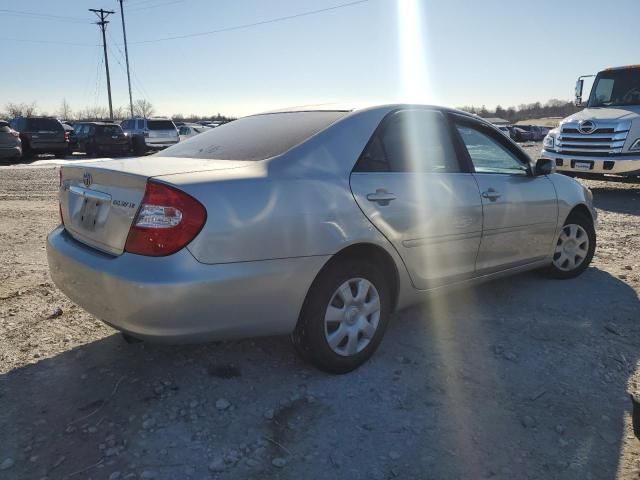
[255, 103, 487, 127]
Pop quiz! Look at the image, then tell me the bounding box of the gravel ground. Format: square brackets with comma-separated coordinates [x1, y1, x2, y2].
[1, 146, 639, 480]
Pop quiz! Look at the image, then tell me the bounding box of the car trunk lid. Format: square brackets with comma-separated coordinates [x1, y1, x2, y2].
[59, 158, 251, 255]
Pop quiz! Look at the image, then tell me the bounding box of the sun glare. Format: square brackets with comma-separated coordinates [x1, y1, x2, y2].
[397, 0, 434, 104]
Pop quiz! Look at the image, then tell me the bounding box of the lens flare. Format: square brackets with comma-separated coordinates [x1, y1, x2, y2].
[397, 0, 434, 103]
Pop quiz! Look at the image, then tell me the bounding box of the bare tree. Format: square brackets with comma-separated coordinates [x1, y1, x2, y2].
[58, 99, 73, 120]
[133, 99, 154, 118]
[5, 102, 37, 118]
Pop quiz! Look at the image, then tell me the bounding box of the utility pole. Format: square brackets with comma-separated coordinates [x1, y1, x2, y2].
[117, 0, 134, 118]
[89, 8, 115, 120]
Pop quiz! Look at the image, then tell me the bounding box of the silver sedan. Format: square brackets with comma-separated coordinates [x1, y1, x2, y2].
[47, 105, 597, 373]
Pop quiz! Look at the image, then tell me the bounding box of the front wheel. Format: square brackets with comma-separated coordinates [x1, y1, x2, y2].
[291, 259, 391, 374]
[543, 211, 596, 279]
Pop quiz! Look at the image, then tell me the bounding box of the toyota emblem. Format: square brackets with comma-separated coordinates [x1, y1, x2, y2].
[83, 172, 93, 187]
[578, 120, 596, 135]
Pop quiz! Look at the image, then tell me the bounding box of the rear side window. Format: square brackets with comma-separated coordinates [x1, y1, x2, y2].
[158, 111, 348, 161]
[26, 118, 63, 132]
[147, 120, 175, 130]
[96, 125, 123, 135]
[356, 110, 460, 173]
[0, 121, 9, 132]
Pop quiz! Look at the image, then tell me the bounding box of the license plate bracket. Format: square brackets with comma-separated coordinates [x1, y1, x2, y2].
[573, 160, 593, 171]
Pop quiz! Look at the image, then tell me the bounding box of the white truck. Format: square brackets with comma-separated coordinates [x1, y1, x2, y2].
[541, 65, 640, 179]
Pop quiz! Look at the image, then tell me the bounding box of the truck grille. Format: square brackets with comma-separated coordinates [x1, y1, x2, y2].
[556, 120, 630, 156]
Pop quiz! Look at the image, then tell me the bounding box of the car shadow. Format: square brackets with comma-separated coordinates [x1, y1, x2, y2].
[589, 183, 640, 215]
[0, 268, 638, 480]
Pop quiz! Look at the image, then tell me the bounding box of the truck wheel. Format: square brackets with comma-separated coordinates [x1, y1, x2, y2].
[542, 211, 596, 279]
[291, 259, 391, 374]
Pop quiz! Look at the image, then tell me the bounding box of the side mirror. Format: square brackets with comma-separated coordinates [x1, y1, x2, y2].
[575, 79, 584, 106]
[534, 158, 554, 176]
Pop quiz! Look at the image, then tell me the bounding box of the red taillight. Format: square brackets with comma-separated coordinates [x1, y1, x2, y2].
[10, 130, 19, 137]
[64, 131, 70, 142]
[124, 181, 206, 257]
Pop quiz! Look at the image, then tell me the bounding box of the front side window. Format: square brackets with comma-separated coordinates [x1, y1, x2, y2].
[356, 110, 460, 173]
[456, 125, 527, 175]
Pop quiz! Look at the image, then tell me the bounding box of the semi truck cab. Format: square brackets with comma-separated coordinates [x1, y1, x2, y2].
[541, 65, 640, 178]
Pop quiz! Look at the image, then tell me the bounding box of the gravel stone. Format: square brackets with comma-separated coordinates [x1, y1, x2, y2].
[271, 457, 287, 468]
[521, 416, 537, 428]
[0, 458, 15, 470]
[216, 398, 231, 410]
[209, 457, 225, 472]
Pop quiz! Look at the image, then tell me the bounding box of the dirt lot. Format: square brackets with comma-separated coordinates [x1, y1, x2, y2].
[1, 147, 639, 480]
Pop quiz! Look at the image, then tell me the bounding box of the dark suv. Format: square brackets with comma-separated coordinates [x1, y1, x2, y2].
[9, 117, 68, 158]
[73, 122, 130, 157]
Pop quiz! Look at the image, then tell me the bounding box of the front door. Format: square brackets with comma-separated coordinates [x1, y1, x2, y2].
[453, 118, 558, 273]
[350, 109, 483, 290]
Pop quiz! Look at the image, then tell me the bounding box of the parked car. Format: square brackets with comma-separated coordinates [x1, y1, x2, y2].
[9, 117, 68, 158]
[178, 124, 211, 141]
[510, 126, 534, 142]
[48, 105, 597, 373]
[516, 125, 546, 141]
[73, 122, 130, 157]
[497, 125, 511, 137]
[120, 117, 179, 155]
[0, 120, 22, 161]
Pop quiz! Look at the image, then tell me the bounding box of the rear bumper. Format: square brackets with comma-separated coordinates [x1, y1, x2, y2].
[47, 226, 327, 342]
[95, 143, 130, 154]
[541, 150, 640, 176]
[146, 140, 178, 150]
[0, 146, 21, 159]
[30, 142, 67, 152]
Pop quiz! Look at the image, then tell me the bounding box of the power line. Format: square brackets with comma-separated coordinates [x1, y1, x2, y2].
[0, 37, 96, 47]
[128, 0, 187, 12]
[128, 0, 371, 44]
[0, 8, 88, 23]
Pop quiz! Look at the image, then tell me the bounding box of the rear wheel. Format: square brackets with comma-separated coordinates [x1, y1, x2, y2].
[133, 137, 146, 156]
[291, 259, 391, 374]
[543, 211, 595, 279]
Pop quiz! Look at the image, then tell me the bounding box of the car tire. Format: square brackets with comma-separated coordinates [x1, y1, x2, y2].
[542, 211, 596, 279]
[291, 258, 391, 374]
[133, 137, 146, 156]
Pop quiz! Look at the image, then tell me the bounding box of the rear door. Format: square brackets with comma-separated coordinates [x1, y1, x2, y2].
[452, 117, 558, 273]
[350, 109, 483, 290]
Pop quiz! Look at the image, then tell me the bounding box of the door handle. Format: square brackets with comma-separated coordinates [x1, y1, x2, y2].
[481, 189, 501, 201]
[366, 189, 396, 206]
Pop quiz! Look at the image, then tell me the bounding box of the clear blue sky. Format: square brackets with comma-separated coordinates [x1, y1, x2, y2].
[1, 0, 639, 118]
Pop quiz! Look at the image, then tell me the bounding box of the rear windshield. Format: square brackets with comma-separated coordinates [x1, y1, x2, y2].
[158, 111, 348, 161]
[147, 120, 175, 130]
[26, 118, 63, 132]
[96, 125, 123, 135]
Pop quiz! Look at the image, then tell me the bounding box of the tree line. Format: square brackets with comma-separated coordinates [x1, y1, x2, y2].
[458, 99, 581, 123]
[2, 99, 235, 124]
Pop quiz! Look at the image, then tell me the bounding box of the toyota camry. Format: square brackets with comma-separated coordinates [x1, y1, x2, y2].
[47, 105, 597, 373]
